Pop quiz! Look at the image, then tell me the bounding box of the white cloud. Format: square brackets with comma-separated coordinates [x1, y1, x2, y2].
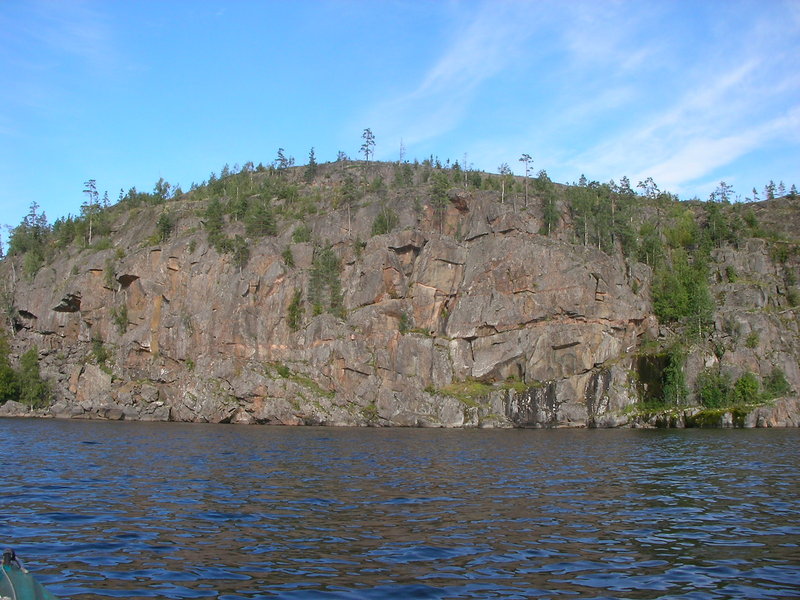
[488, 1, 799, 193]
[561, 1, 658, 72]
[564, 24, 800, 192]
[0, 0, 120, 123]
[361, 1, 540, 152]
[645, 106, 800, 193]
[21, 0, 117, 72]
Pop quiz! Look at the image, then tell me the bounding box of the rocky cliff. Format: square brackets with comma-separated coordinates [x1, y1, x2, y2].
[2, 162, 798, 427]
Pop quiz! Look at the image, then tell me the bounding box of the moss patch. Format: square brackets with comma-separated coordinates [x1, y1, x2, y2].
[434, 380, 493, 406]
[684, 406, 752, 428]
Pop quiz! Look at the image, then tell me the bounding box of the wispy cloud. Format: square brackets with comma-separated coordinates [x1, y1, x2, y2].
[567, 59, 760, 177]
[0, 0, 118, 113]
[556, 2, 800, 195]
[362, 1, 538, 152]
[646, 106, 800, 194]
[375, 0, 800, 196]
[560, 1, 662, 74]
[26, 0, 117, 72]
[0, 0, 122, 148]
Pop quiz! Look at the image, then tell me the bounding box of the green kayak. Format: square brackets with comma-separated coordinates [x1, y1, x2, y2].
[1, 550, 58, 600]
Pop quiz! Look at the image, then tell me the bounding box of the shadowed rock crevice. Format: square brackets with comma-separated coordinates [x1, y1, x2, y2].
[117, 274, 140, 288]
[53, 293, 81, 312]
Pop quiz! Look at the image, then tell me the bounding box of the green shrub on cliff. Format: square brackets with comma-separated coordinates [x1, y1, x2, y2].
[309, 246, 345, 319]
[696, 369, 732, 408]
[157, 211, 173, 242]
[287, 289, 304, 331]
[436, 379, 493, 405]
[788, 288, 799, 307]
[0, 335, 51, 408]
[91, 338, 111, 366]
[203, 198, 227, 251]
[764, 367, 791, 398]
[17, 347, 50, 409]
[661, 348, 688, 406]
[0, 333, 19, 403]
[733, 372, 760, 405]
[292, 224, 311, 243]
[652, 249, 714, 334]
[111, 305, 129, 335]
[697, 369, 775, 408]
[245, 202, 277, 237]
[372, 205, 398, 236]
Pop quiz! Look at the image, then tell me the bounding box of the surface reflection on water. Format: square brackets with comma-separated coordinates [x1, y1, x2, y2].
[2, 419, 799, 599]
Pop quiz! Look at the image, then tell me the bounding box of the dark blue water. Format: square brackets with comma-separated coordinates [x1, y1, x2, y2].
[1, 419, 799, 599]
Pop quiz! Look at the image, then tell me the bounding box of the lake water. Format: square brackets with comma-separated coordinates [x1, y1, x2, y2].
[1, 418, 799, 599]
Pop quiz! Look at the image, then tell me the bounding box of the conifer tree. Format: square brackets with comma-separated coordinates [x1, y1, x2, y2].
[498, 163, 512, 206]
[275, 148, 293, 170]
[429, 171, 451, 232]
[156, 211, 173, 242]
[710, 181, 734, 203]
[519, 153, 532, 207]
[82, 179, 100, 245]
[535, 170, 558, 236]
[304, 147, 318, 182]
[154, 177, 172, 202]
[765, 180, 776, 200]
[360, 128, 375, 161]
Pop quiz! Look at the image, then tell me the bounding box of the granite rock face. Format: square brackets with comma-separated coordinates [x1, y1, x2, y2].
[2, 176, 798, 427]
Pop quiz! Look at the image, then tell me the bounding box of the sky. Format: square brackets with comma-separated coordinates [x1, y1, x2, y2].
[1, 0, 799, 233]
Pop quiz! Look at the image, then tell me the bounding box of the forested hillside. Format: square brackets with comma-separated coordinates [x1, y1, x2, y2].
[1, 153, 798, 427]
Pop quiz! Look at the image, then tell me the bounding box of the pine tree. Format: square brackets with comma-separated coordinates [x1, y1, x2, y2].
[156, 211, 173, 242]
[230, 235, 249, 272]
[245, 203, 276, 237]
[154, 177, 172, 202]
[618, 176, 635, 196]
[304, 147, 318, 182]
[339, 174, 360, 238]
[535, 170, 558, 236]
[431, 171, 450, 232]
[360, 128, 375, 161]
[275, 148, 293, 170]
[765, 180, 776, 200]
[82, 179, 100, 245]
[519, 153, 532, 207]
[709, 181, 734, 203]
[498, 163, 512, 205]
[661, 348, 688, 406]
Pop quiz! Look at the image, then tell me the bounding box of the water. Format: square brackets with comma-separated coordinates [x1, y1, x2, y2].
[1, 419, 799, 599]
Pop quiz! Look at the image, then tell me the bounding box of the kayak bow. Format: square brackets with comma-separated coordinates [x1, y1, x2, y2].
[1, 549, 58, 600]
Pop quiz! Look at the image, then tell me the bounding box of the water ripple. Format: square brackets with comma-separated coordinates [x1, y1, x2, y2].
[1, 420, 799, 599]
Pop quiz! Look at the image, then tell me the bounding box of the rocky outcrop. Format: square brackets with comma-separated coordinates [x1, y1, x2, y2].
[746, 398, 800, 427]
[623, 397, 800, 429]
[0, 400, 35, 417]
[2, 169, 798, 427]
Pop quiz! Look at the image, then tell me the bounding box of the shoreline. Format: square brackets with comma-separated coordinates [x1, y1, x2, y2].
[2, 396, 798, 428]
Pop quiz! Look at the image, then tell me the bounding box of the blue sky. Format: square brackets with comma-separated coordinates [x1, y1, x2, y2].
[1, 0, 799, 233]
